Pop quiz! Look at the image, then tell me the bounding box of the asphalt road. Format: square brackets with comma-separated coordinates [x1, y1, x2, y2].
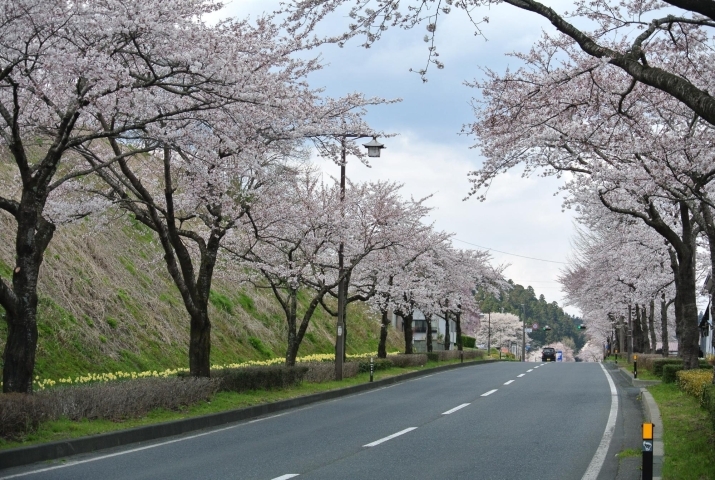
[1, 362, 640, 480]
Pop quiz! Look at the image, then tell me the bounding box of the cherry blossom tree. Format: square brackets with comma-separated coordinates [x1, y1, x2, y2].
[285, 0, 715, 126]
[0, 0, 287, 392]
[475, 313, 526, 355]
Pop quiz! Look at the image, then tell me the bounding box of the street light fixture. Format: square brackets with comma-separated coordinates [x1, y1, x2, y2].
[335, 135, 384, 381]
[363, 137, 385, 157]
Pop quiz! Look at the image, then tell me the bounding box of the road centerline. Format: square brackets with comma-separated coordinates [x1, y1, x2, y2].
[363, 427, 418, 447]
[272, 475, 300, 480]
[517, 374, 525, 377]
[504, 380, 515, 385]
[481, 389, 498, 397]
[527, 369, 534, 372]
[442, 403, 470, 415]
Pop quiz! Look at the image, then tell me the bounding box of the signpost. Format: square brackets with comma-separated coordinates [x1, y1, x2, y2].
[642, 423, 654, 480]
[532, 323, 538, 330]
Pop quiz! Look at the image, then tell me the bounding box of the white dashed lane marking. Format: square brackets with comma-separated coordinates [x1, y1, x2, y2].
[481, 389, 498, 397]
[364, 427, 418, 447]
[504, 380, 515, 385]
[442, 403, 470, 415]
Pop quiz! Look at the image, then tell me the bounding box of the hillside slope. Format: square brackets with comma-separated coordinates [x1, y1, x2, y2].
[0, 213, 404, 381]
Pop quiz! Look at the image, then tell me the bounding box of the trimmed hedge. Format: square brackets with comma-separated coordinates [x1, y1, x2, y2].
[701, 384, 715, 430]
[653, 358, 711, 377]
[653, 359, 687, 377]
[662, 364, 685, 383]
[387, 353, 428, 367]
[358, 359, 393, 373]
[212, 365, 308, 393]
[635, 354, 662, 372]
[460, 335, 476, 349]
[0, 377, 220, 440]
[427, 350, 485, 362]
[676, 369, 713, 399]
[302, 362, 359, 383]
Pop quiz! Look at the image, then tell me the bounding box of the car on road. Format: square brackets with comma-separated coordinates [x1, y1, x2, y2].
[542, 347, 556, 362]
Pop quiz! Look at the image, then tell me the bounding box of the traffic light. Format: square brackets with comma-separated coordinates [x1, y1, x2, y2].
[542, 325, 552, 331]
[577, 324, 586, 330]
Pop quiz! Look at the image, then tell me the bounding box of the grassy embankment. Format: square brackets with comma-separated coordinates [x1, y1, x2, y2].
[0, 211, 404, 383]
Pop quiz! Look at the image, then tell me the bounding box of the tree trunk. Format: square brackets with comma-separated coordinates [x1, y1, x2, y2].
[627, 305, 633, 358]
[426, 314, 433, 353]
[661, 294, 670, 358]
[648, 299, 656, 355]
[285, 289, 299, 366]
[444, 312, 451, 351]
[456, 311, 463, 351]
[642, 304, 651, 353]
[378, 310, 389, 359]
[633, 304, 643, 353]
[189, 309, 211, 377]
[403, 313, 414, 354]
[2, 197, 55, 393]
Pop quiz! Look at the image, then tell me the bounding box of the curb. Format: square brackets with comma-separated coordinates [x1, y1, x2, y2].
[0, 359, 498, 470]
[614, 365, 662, 388]
[640, 388, 664, 480]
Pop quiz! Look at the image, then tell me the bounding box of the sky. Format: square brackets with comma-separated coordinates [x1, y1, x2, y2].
[215, 0, 581, 315]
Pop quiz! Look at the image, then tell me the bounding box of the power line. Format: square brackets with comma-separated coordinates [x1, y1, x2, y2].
[453, 238, 568, 265]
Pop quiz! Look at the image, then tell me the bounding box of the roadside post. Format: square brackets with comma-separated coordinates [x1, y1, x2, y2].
[460, 351, 463, 363]
[634, 355, 638, 379]
[642, 422, 654, 480]
[369, 357, 374, 382]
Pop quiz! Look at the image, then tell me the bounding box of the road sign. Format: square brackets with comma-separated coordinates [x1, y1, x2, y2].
[501, 347, 508, 353]
[532, 323, 538, 329]
[525, 328, 532, 333]
[556, 351, 563, 362]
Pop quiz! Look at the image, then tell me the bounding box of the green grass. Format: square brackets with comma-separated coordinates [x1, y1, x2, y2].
[0, 360, 481, 451]
[648, 383, 715, 480]
[616, 448, 641, 459]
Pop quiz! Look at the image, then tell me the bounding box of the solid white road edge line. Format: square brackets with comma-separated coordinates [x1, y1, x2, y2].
[517, 374, 525, 377]
[363, 427, 418, 447]
[481, 389, 498, 397]
[580, 364, 618, 480]
[504, 380, 515, 385]
[0, 420, 249, 480]
[272, 475, 300, 480]
[442, 403, 470, 415]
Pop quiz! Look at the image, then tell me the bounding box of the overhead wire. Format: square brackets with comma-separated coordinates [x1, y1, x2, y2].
[453, 238, 568, 265]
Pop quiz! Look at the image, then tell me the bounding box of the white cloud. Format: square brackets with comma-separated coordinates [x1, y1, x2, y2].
[218, 0, 583, 315]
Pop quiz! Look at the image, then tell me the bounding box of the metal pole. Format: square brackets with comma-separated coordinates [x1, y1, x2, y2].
[335, 142, 346, 381]
[521, 304, 526, 362]
[487, 312, 491, 356]
[642, 423, 654, 480]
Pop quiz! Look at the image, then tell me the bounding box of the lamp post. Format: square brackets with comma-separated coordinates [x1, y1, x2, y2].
[335, 136, 385, 381]
[487, 312, 491, 356]
[523, 307, 527, 361]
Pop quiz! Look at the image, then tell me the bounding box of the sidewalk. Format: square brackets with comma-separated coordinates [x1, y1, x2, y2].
[613, 365, 664, 480]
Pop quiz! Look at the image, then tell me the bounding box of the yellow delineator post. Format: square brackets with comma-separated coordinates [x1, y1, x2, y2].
[634, 355, 638, 379]
[642, 422, 654, 480]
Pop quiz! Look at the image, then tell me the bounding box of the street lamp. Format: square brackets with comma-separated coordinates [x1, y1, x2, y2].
[335, 135, 385, 381]
[521, 304, 526, 362]
[363, 136, 385, 157]
[487, 312, 491, 356]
